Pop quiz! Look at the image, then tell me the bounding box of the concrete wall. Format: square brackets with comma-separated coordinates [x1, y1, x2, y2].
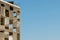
[0, 0, 20, 40]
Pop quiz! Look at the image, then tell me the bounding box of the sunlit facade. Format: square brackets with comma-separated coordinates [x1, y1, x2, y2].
[0, 0, 20, 40]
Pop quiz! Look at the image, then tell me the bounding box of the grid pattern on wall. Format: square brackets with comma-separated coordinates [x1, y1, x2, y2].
[0, 0, 20, 40]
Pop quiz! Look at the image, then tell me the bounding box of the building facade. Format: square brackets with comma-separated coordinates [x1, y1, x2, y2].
[0, 0, 20, 40]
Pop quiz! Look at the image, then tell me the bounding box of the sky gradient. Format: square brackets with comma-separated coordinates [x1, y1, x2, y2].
[13, 0, 60, 40]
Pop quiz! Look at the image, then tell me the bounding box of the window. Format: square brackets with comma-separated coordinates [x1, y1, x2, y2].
[9, 32, 13, 40]
[17, 11, 20, 13]
[17, 34, 20, 40]
[1, 4, 5, 7]
[13, 27, 17, 32]
[5, 10, 9, 17]
[13, 12, 17, 17]
[10, 6, 13, 11]
[9, 19, 13, 24]
[9, 24, 13, 28]
[17, 15, 20, 21]
[17, 19, 20, 21]
[5, 26, 9, 29]
[5, 38, 8, 40]
[9, 32, 13, 35]
[1, 17, 4, 25]
[0, 30, 4, 33]
[9, 19, 13, 28]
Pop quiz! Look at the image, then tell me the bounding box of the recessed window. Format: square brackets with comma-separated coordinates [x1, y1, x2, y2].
[5, 38, 8, 40]
[0, 30, 4, 33]
[1, 4, 5, 7]
[1, 17, 4, 25]
[5, 10, 9, 17]
[17, 19, 20, 21]
[13, 27, 17, 32]
[17, 34, 20, 40]
[17, 11, 20, 13]
[9, 19, 13, 24]
[5, 26, 9, 29]
[10, 6, 13, 11]
[13, 12, 17, 17]
[9, 24, 13, 28]
[9, 32, 13, 35]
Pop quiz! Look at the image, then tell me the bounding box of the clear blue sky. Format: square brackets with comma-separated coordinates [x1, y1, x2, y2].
[14, 0, 60, 40]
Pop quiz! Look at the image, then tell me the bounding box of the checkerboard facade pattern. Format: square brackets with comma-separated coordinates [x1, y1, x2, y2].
[0, 0, 20, 40]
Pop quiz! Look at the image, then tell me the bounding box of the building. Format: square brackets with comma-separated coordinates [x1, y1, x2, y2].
[0, 0, 20, 40]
